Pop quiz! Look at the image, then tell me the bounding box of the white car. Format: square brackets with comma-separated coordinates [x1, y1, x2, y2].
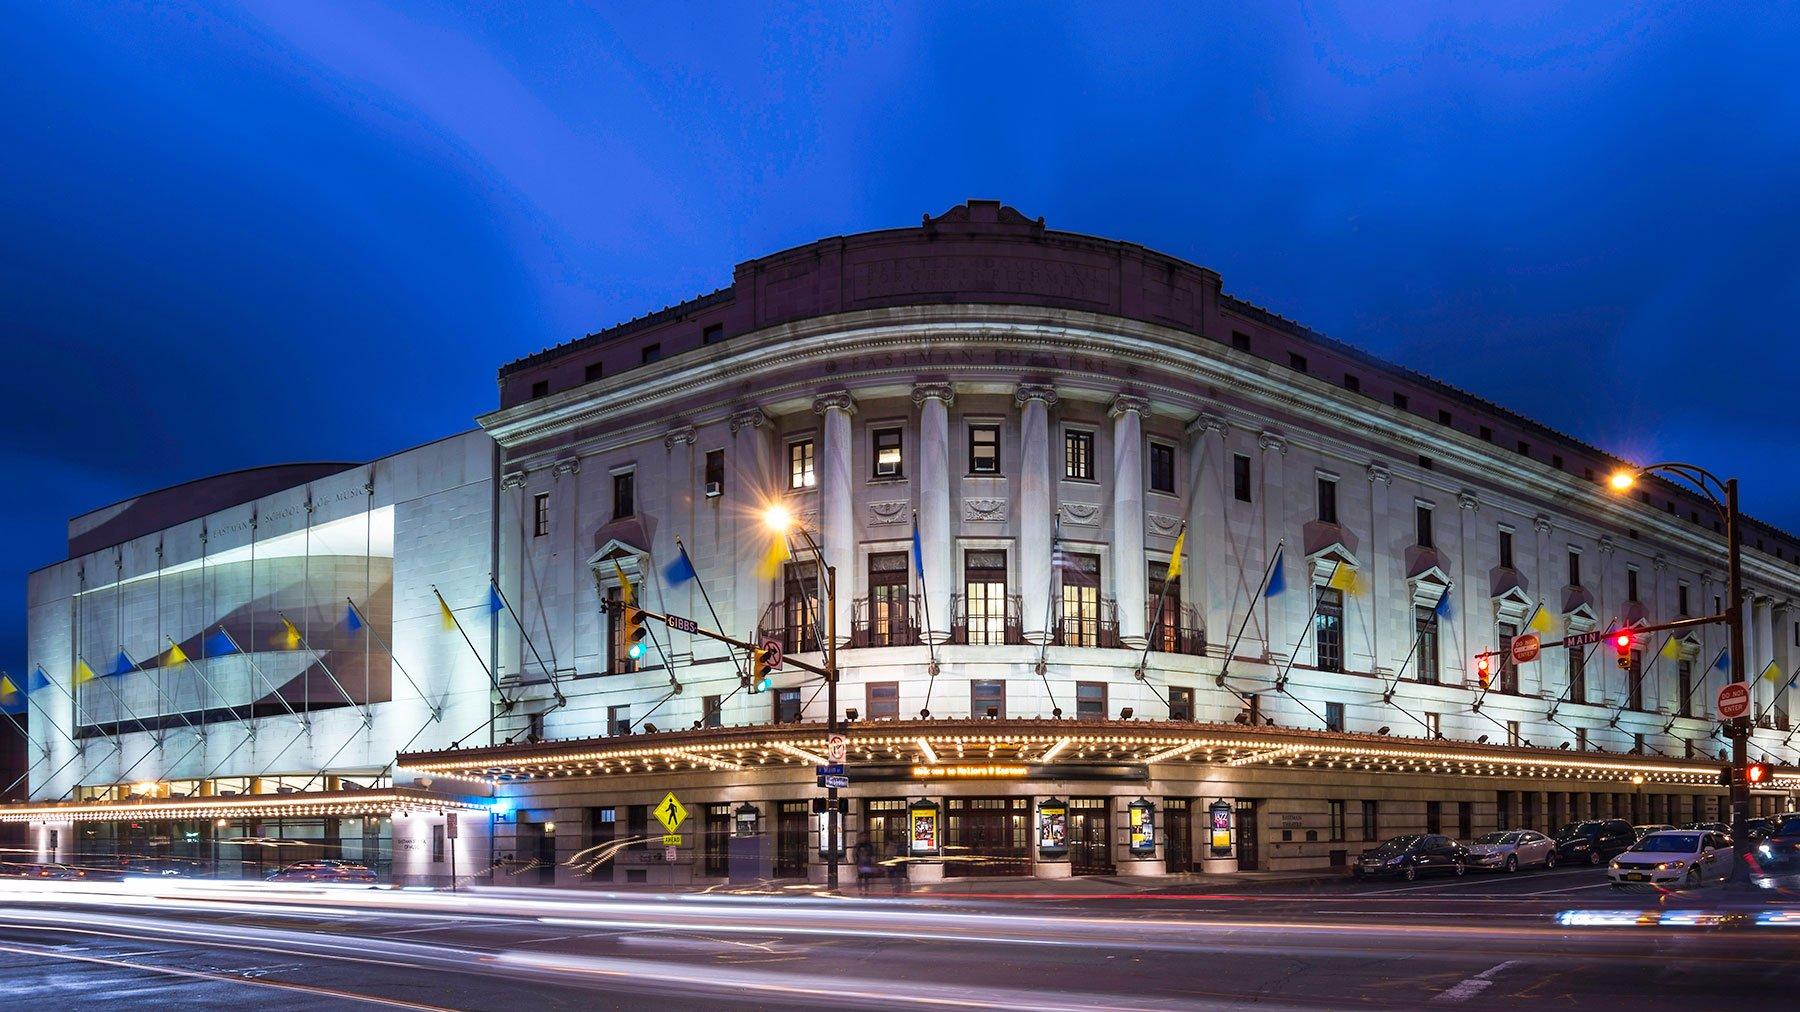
[1466, 830, 1557, 872]
[1609, 830, 1732, 889]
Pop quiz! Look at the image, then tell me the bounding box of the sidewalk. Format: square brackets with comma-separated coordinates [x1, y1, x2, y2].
[902, 869, 1346, 896]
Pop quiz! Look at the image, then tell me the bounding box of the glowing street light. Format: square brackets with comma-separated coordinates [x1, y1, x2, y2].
[1608, 470, 1636, 492]
[763, 503, 795, 533]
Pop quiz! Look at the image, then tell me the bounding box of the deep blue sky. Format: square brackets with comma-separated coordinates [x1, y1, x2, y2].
[4, 3, 1798, 678]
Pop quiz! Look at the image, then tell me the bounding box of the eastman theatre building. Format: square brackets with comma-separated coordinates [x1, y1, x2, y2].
[16, 202, 1800, 882]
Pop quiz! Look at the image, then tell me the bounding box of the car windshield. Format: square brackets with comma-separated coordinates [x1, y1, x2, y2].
[1474, 833, 1517, 845]
[1369, 835, 1423, 856]
[1554, 823, 1595, 840]
[1631, 833, 1701, 854]
[1779, 816, 1800, 836]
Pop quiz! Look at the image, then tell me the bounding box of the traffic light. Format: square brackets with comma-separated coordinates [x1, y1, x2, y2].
[750, 646, 775, 692]
[1746, 761, 1771, 786]
[1475, 656, 1493, 688]
[1611, 630, 1634, 670]
[622, 605, 648, 660]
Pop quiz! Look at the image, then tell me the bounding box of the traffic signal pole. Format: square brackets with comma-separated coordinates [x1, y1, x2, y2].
[1724, 477, 1752, 886]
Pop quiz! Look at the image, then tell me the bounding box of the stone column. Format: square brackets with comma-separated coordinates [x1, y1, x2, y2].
[1110, 394, 1150, 648]
[729, 408, 772, 661]
[814, 392, 856, 646]
[664, 425, 698, 660]
[1017, 385, 1058, 645]
[913, 384, 955, 644]
[1185, 414, 1229, 663]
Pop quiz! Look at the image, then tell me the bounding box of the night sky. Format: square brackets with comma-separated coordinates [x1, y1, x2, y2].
[4, 3, 1798, 680]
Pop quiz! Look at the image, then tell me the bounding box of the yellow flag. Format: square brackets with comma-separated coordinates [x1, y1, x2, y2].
[1762, 660, 1783, 683]
[1528, 604, 1557, 634]
[164, 640, 189, 667]
[75, 658, 97, 684]
[437, 591, 458, 630]
[611, 562, 636, 605]
[0, 676, 17, 698]
[1326, 561, 1360, 596]
[756, 536, 790, 580]
[281, 617, 303, 650]
[1659, 635, 1682, 662]
[1167, 530, 1186, 580]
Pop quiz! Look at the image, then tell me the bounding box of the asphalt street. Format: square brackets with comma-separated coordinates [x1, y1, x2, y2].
[0, 866, 1796, 1010]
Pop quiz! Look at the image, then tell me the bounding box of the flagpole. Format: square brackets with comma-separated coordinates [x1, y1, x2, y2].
[487, 583, 565, 705]
[277, 610, 369, 723]
[433, 587, 511, 705]
[14, 670, 84, 754]
[347, 599, 443, 721]
[217, 628, 305, 725]
[1134, 522, 1186, 713]
[1214, 538, 1286, 689]
[673, 540, 744, 729]
[169, 641, 247, 725]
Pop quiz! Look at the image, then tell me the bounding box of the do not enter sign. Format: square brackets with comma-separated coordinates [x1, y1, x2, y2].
[1717, 682, 1752, 720]
[1509, 634, 1541, 665]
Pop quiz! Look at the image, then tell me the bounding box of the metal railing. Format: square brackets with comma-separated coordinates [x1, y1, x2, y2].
[947, 593, 1026, 646]
[849, 594, 923, 648]
[758, 600, 819, 655]
[1147, 602, 1207, 655]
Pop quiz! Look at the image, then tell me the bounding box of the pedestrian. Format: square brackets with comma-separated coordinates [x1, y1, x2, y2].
[886, 836, 908, 895]
[855, 840, 876, 895]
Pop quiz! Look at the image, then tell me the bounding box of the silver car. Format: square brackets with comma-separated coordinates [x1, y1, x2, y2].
[1465, 830, 1557, 872]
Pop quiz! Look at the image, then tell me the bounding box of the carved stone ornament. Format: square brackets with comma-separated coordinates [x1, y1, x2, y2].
[812, 391, 856, 416]
[1533, 515, 1552, 535]
[500, 470, 528, 490]
[1060, 502, 1102, 526]
[551, 458, 582, 479]
[728, 407, 768, 434]
[1109, 393, 1152, 419]
[1015, 384, 1059, 407]
[1598, 535, 1616, 557]
[1366, 462, 1393, 485]
[663, 425, 697, 449]
[912, 383, 956, 406]
[868, 500, 910, 526]
[1185, 411, 1228, 438]
[964, 497, 1008, 522]
[1457, 490, 1480, 511]
[1146, 512, 1183, 537]
[1257, 430, 1288, 455]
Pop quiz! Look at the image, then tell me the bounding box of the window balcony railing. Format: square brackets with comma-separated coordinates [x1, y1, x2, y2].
[1053, 596, 1123, 649]
[947, 593, 1026, 646]
[849, 594, 923, 648]
[1147, 602, 1207, 656]
[758, 600, 819, 655]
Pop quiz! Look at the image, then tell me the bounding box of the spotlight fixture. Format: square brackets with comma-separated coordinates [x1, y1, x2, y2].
[1052, 707, 1064, 719]
[1560, 742, 1571, 750]
[642, 723, 658, 734]
[919, 707, 931, 719]
[986, 706, 999, 718]
[846, 707, 860, 721]
[1477, 734, 1489, 744]
[1120, 707, 1134, 720]
[1377, 726, 1390, 736]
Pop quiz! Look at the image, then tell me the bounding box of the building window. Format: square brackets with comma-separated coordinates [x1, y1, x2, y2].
[1289, 352, 1308, 373]
[1233, 454, 1252, 503]
[612, 472, 635, 519]
[1059, 553, 1102, 647]
[704, 449, 725, 496]
[1361, 800, 1379, 841]
[702, 694, 722, 728]
[640, 343, 662, 364]
[1415, 504, 1434, 548]
[530, 379, 549, 399]
[701, 323, 724, 345]
[1517, 440, 1531, 457]
[1677, 660, 1693, 718]
[1392, 392, 1408, 410]
[788, 440, 816, 490]
[1415, 606, 1440, 684]
[1343, 374, 1360, 393]
[1506, 720, 1522, 747]
[1568, 548, 1582, 587]
[1423, 712, 1441, 739]
[1316, 476, 1338, 524]
[782, 562, 820, 654]
[1627, 650, 1644, 710]
[1324, 701, 1345, 733]
[1496, 622, 1519, 693]
[1567, 646, 1586, 702]
[608, 704, 631, 735]
[1315, 588, 1344, 672]
[1678, 583, 1690, 617]
[866, 552, 911, 647]
[585, 361, 604, 383]
[1064, 430, 1095, 480]
[969, 424, 1000, 474]
[775, 687, 802, 724]
[1438, 409, 1452, 425]
[1479, 425, 1493, 442]
[963, 550, 1009, 646]
[971, 680, 1005, 719]
[1231, 331, 1251, 351]
[1626, 567, 1639, 603]
[867, 681, 899, 720]
[533, 492, 551, 537]
[1149, 441, 1176, 494]
[1169, 686, 1194, 721]
[1075, 681, 1107, 722]
[606, 585, 635, 675]
[872, 427, 904, 479]
[1329, 800, 1346, 842]
[1498, 528, 1514, 569]
[1148, 562, 1182, 653]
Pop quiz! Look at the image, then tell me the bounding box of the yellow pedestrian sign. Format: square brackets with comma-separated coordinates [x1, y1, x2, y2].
[654, 791, 688, 833]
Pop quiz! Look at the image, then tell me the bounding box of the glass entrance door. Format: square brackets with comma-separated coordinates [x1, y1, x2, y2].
[775, 801, 809, 878]
[1164, 798, 1193, 872]
[945, 797, 1029, 877]
[1235, 800, 1260, 871]
[1069, 797, 1113, 875]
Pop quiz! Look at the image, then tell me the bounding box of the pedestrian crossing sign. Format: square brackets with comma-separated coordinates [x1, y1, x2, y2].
[654, 791, 688, 833]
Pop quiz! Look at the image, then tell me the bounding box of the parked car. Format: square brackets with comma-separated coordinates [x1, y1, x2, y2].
[1632, 824, 1675, 842]
[1354, 834, 1470, 881]
[1743, 817, 1778, 843]
[1552, 819, 1636, 865]
[1466, 830, 1557, 873]
[0, 861, 72, 880]
[1683, 821, 1731, 835]
[1609, 829, 1732, 889]
[265, 860, 377, 884]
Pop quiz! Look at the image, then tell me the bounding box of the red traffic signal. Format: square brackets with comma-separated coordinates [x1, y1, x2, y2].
[1611, 630, 1634, 669]
[1746, 762, 1771, 786]
[1475, 656, 1493, 687]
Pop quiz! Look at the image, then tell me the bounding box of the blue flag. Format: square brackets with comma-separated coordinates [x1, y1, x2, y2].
[345, 604, 363, 634]
[662, 552, 696, 588]
[1263, 546, 1287, 598]
[1433, 586, 1455, 620]
[488, 584, 506, 614]
[203, 628, 240, 658]
[108, 650, 137, 677]
[912, 527, 925, 576]
[29, 666, 50, 693]
[1713, 648, 1730, 672]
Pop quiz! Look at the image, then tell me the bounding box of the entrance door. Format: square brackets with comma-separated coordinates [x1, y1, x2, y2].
[1069, 797, 1113, 875]
[775, 801, 809, 878]
[1164, 798, 1193, 873]
[703, 804, 730, 878]
[945, 797, 1029, 877]
[1235, 800, 1261, 871]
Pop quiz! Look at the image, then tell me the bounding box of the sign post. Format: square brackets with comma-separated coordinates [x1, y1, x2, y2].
[446, 811, 458, 893]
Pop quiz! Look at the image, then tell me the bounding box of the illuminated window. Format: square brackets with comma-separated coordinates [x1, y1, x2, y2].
[1315, 588, 1344, 672]
[1064, 430, 1094, 480]
[1058, 553, 1101, 647]
[962, 550, 1008, 645]
[872, 427, 903, 479]
[788, 440, 816, 490]
[969, 424, 1000, 474]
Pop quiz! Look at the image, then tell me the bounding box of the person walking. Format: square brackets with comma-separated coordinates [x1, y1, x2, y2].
[855, 840, 876, 896]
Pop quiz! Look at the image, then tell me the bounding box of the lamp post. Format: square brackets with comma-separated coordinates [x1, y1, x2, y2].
[765, 505, 841, 892]
[1610, 465, 1749, 881]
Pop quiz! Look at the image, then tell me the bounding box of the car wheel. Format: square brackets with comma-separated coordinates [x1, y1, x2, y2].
[1686, 867, 1701, 889]
[1544, 851, 1556, 869]
[1403, 864, 1417, 882]
[1453, 860, 1466, 877]
[1588, 850, 1602, 866]
[1505, 855, 1518, 874]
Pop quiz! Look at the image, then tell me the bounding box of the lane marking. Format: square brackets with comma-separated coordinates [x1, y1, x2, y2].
[1434, 959, 1520, 1004]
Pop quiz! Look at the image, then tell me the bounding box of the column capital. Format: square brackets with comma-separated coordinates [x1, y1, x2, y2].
[728, 407, 769, 434]
[911, 382, 956, 407]
[1598, 535, 1617, 556]
[1457, 489, 1480, 511]
[551, 457, 582, 479]
[1185, 411, 1228, 438]
[1015, 383, 1059, 407]
[812, 391, 856, 416]
[663, 425, 698, 449]
[1533, 514, 1553, 535]
[1365, 461, 1393, 485]
[500, 469, 529, 490]
[1256, 429, 1287, 455]
[1108, 393, 1151, 419]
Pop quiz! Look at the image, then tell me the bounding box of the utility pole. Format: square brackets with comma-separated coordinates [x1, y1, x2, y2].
[1724, 477, 1751, 884]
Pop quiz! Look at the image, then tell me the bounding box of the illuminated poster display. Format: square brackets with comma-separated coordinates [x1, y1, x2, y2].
[1209, 801, 1233, 857]
[1128, 798, 1157, 855]
[816, 810, 843, 858]
[908, 799, 941, 856]
[1037, 798, 1069, 858]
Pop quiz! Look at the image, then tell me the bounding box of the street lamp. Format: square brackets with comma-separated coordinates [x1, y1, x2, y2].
[1608, 463, 1750, 881]
[763, 504, 843, 892]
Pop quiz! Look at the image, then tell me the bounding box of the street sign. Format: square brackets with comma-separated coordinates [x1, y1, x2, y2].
[665, 614, 698, 634]
[445, 812, 459, 840]
[827, 733, 848, 765]
[1564, 630, 1606, 648]
[816, 764, 845, 776]
[819, 774, 850, 789]
[661, 833, 683, 846]
[760, 637, 784, 671]
[1717, 682, 1752, 720]
[654, 791, 688, 833]
[1510, 633, 1541, 665]
[664, 846, 678, 862]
